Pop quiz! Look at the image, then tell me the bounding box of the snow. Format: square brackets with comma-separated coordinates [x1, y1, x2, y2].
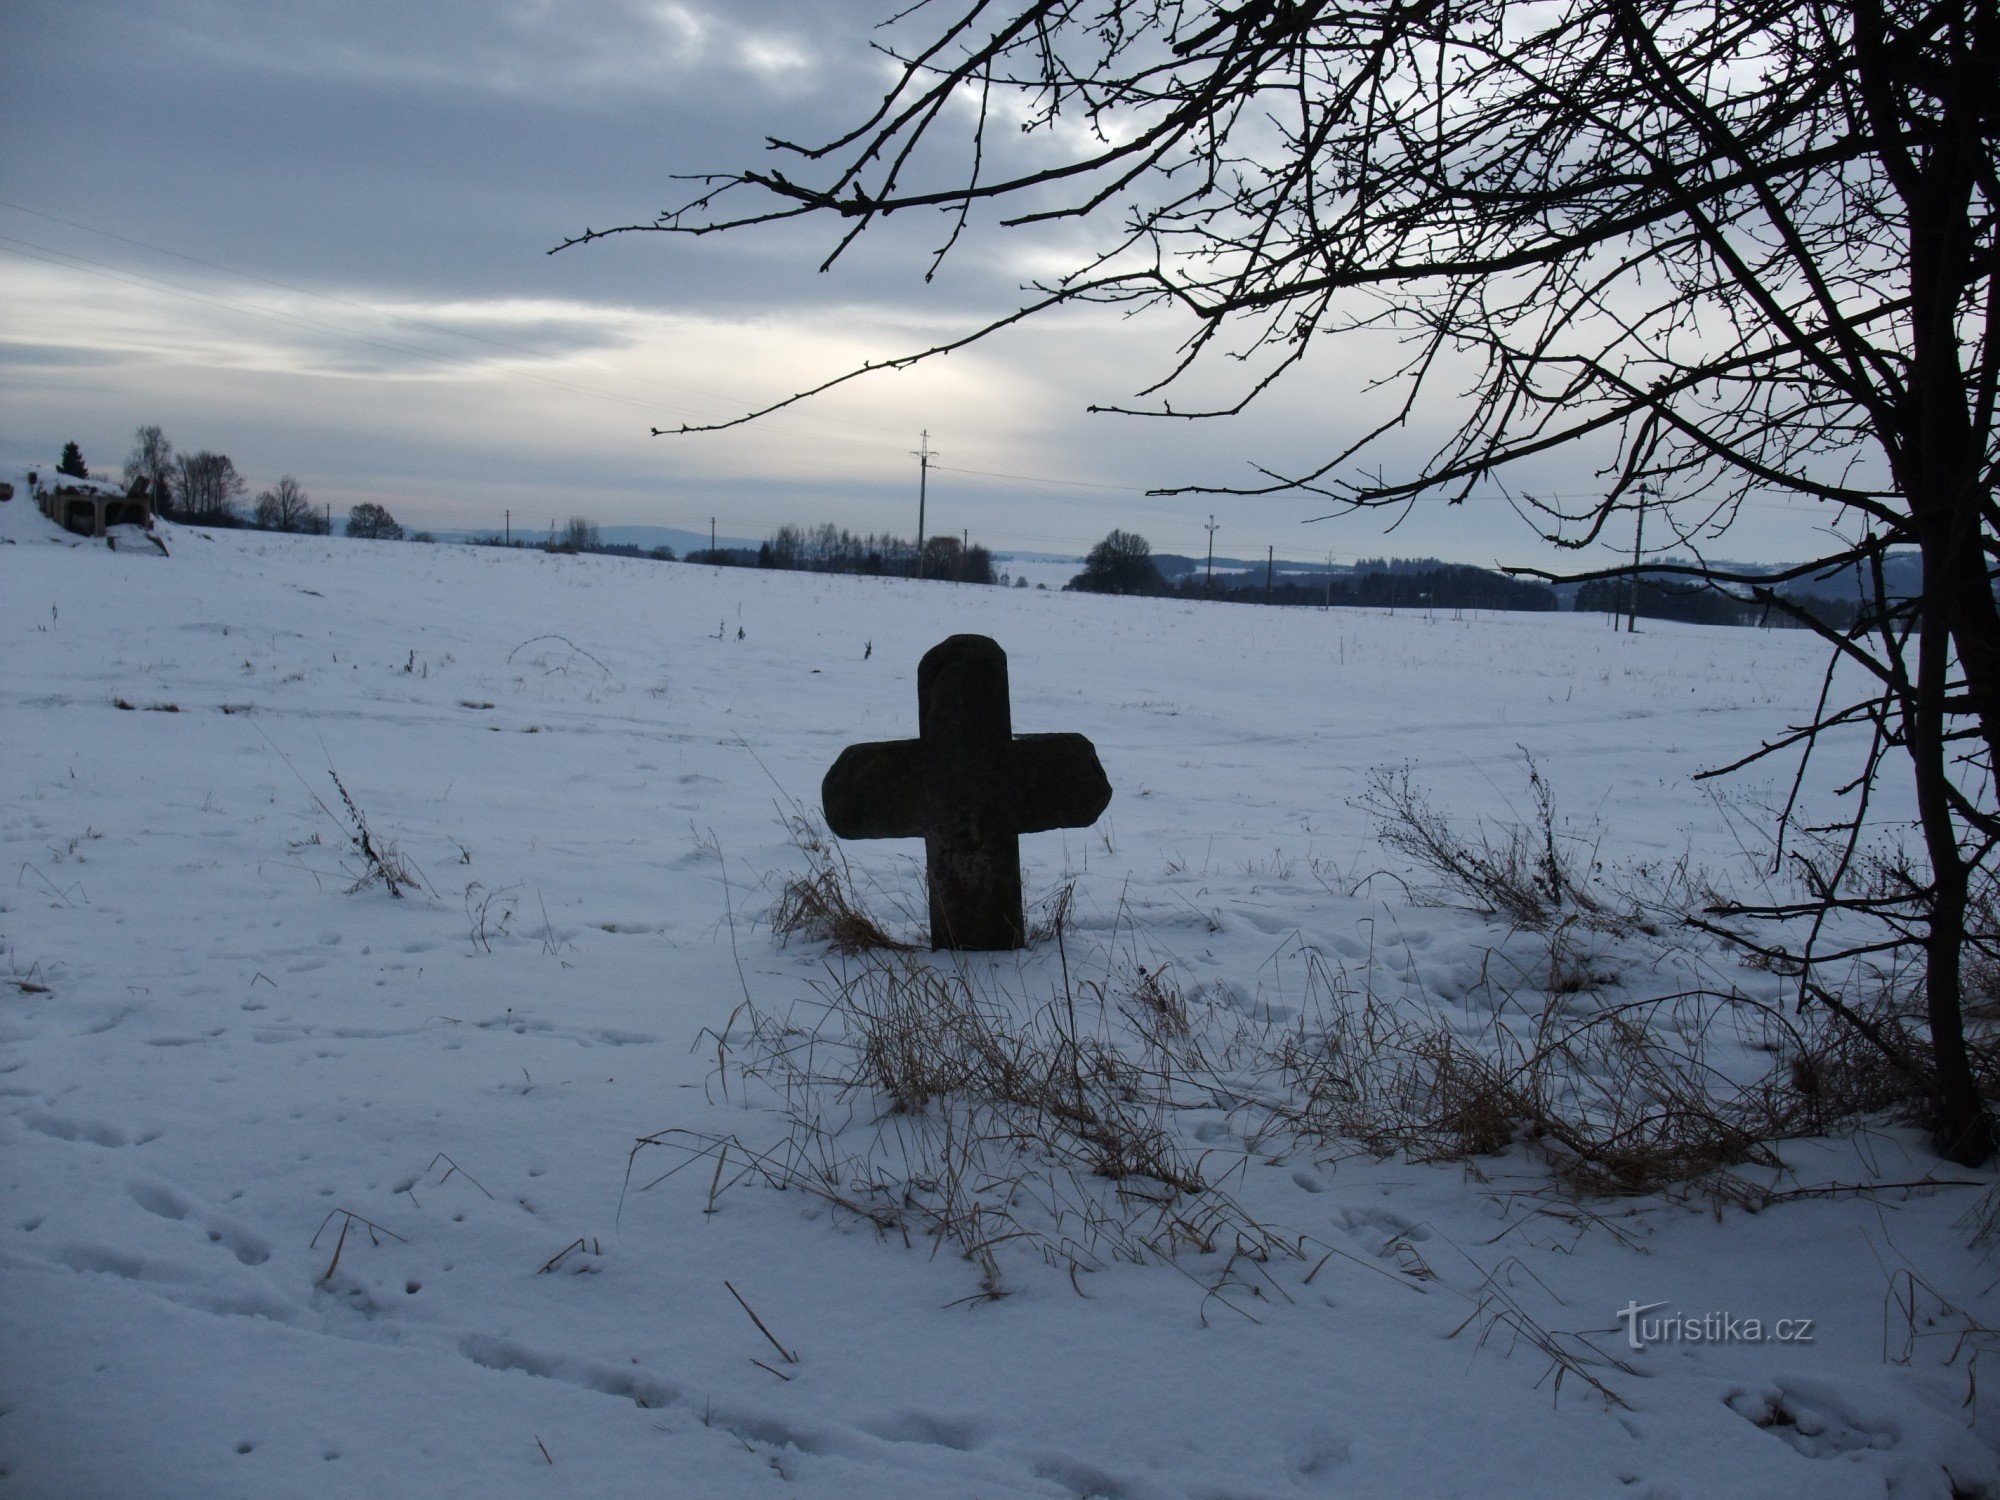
[3, 480, 1996, 1498]
[21, 470, 127, 498]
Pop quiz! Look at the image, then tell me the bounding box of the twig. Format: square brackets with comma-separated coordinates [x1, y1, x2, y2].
[705, 1144, 729, 1215]
[507, 634, 611, 677]
[724, 1280, 799, 1364]
[427, 1152, 495, 1198]
[1757, 1177, 1984, 1204]
[309, 1209, 407, 1282]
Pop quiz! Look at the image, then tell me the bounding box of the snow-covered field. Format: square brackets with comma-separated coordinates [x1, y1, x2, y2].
[3, 487, 1996, 1499]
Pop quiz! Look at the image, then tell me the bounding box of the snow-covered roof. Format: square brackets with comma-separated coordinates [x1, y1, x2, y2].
[30, 467, 128, 496]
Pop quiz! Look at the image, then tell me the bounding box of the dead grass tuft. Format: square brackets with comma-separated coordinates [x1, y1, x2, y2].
[1359, 757, 1630, 934]
[768, 816, 914, 953]
[1268, 954, 1802, 1196]
[330, 768, 421, 898]
[629, 941, 1284, 1284]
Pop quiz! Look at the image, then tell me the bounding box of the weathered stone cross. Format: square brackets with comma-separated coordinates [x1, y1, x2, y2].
[822, 634, 1113, 950]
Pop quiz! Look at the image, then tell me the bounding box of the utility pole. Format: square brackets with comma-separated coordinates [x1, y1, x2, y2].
[710, 517, 716, 557]
[1204, 514, 1219, 595]
[1265, 545, 1274, 606]
[504, 509, 510, 546]
[1625, 482, 1652, 633]
[1325, 551, 1335, 611]
[913, 430, 934, 578]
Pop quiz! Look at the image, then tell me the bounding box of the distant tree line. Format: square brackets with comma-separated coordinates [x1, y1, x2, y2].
[1066, 531, 1559, 611]
[751, 522, 997, 584]
[1574, 576, 1756, 627]
[1066, 529, 1905, 628]
[469, 516, 678, 559]
[1201, 563, 1559, 612]
[97, 424, 437, 541]
[1571, 575, 1895, 630]
[466, 517, 1003, 580]
[107, 427, 271, 529]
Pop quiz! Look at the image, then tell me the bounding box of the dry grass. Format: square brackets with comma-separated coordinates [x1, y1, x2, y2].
[648, 785, 1996, 1315]
[768, 816, 915, 953]
[1260, 947, 1886, 1196]
[1358, 758, 1631, 935]
[1351, 758, 2000, 1184]
[629, 934, 1285, 1287]
[329, 768, 421, 899]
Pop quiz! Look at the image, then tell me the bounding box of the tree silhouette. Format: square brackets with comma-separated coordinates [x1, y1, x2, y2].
[123, 426, 175, 514]
[345, 503, 404, 541]
[174, 452, 245, 525]
[253, 476, 321, 534]
[573, 0, 2000, 1162]
[56, 442, 87, 479]
[1071, 530, 1168, 596]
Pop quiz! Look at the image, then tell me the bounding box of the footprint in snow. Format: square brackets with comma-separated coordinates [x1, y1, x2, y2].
[857, 1412, 987, 1452]
[1725, 1382, 1898, 1458]
[1294, 1435, 1352, 1485]
[1338, 1205, 1431, 1252]
[21, 1112, 129, 1148]
[459, 1335, 680, 1411]
[128, 1178, 271, 1265]
[1232, 907, 1298, 937]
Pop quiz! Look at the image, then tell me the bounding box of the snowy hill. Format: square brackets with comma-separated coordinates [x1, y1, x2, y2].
[3, 486, 1996, 1498]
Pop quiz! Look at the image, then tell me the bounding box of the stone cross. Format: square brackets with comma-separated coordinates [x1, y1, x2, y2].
[822, 634, 1112, 950]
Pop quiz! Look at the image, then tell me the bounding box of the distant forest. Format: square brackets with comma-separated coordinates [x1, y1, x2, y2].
[1187, 561, 1558, 613]
[1083, 535, 1899, 629]
[741, 522, 998, 584]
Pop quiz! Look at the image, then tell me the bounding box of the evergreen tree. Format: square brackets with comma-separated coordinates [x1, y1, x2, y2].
[57, 442, 87, 479]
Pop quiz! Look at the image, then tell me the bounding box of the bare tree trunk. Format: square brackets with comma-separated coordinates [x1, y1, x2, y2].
[1912, 596, 1994, 1160]
[1877, 12, 1997, 1159]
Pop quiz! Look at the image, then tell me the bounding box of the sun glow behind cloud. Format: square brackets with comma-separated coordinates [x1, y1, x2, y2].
[0, 251, 1120, 540]
[0, 0, 1839, 567]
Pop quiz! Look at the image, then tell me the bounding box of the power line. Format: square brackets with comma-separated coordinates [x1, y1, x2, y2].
[929, 460, 1150, 495]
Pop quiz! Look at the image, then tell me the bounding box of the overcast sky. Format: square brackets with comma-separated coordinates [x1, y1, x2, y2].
[2, 0, 1844, 566]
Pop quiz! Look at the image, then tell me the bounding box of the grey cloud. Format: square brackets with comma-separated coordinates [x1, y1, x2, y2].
[0, 0, 1777, 567]
[0, 342, 131, 370]
[1, 0, 943, 305]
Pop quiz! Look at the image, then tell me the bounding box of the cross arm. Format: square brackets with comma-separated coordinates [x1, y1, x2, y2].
[1005, 733, 1112, 834]
[822, 738, 930, 839]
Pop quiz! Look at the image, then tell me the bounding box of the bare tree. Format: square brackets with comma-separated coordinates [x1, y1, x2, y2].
[1072, 529, 1168, 596]
[553, 515, 602, 552]
[123, 426, 175, 513]
[570, 0, 2000, 1160]
[175, 451, 246, 526]
[253, 475, 322, 534]
[345, 502, 404, 541]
